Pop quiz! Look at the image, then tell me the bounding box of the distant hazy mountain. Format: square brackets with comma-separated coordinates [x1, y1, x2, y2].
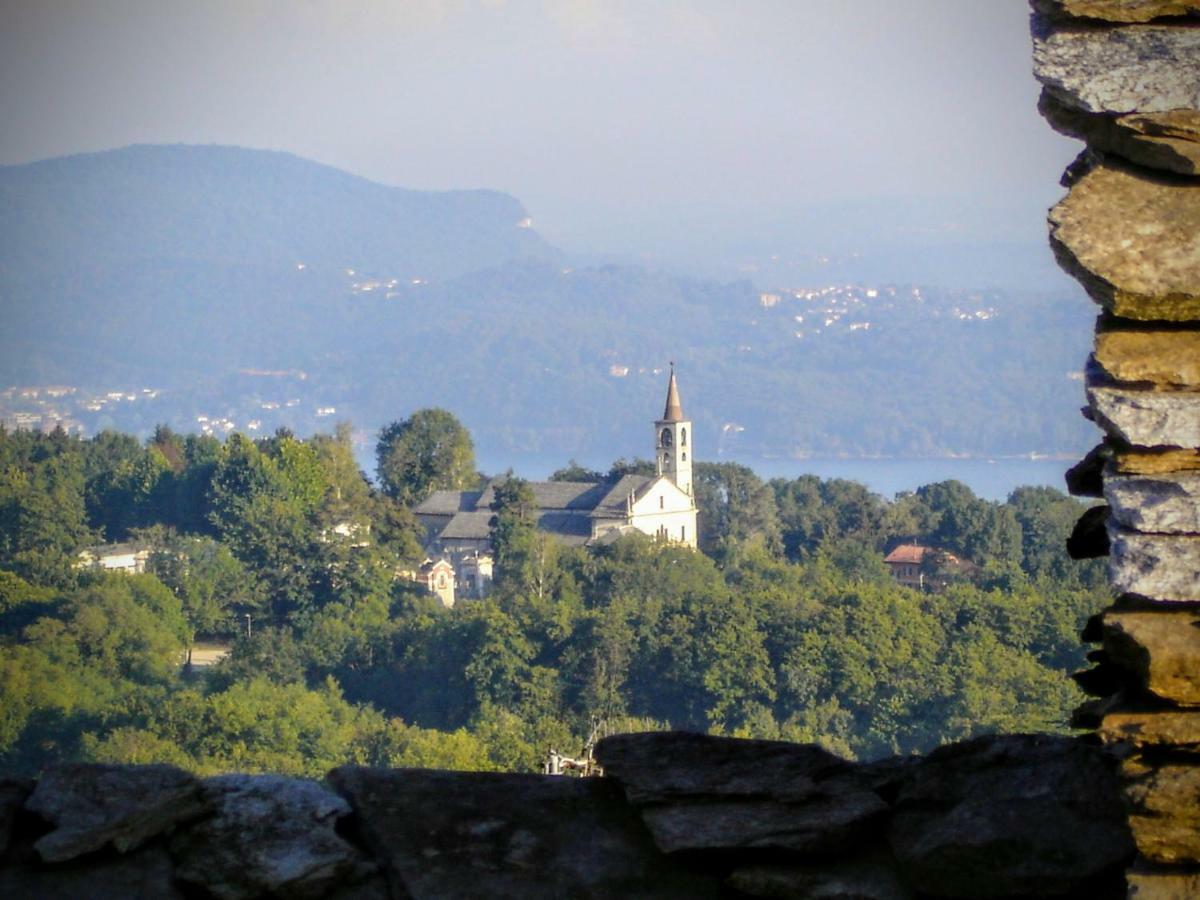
[0, 145, 1097, 461]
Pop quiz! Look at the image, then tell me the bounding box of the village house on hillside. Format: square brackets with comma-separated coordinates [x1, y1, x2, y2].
[884, 543, 973, 592]
[413, 369, 700, 600]
[76, 542, 152, 574]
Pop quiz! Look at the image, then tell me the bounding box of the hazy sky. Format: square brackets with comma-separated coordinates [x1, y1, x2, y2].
[0, 1, 1079, 265]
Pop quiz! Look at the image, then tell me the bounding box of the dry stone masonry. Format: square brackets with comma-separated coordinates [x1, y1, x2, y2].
[1034, 0, 1200, 895]
[0, 734, 1136, 899]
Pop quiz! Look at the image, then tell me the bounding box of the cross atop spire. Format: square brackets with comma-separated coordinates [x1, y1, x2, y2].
[661, 363, 684, 422]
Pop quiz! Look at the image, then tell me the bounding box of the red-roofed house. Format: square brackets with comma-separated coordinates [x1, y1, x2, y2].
[885, 544, 930, 589]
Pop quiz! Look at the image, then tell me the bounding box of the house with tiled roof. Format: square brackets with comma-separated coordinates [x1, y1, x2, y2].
[414, 369, 699, 570]
[884, 543, 967, 591]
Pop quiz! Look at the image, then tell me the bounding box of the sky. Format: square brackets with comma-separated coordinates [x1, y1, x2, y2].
[0, 0, 1081, 283]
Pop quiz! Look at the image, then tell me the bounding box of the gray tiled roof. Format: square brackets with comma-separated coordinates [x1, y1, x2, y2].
[536, 511, 594, 544]
[475, 479, 609, 511]
[427, 476, 656, 544]
[438, 510, 496, 540]
[590, 475, 655, 518]
[415, 490, 483, 516]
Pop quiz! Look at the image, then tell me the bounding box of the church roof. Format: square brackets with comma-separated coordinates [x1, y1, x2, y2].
[425, 474, 659, 544]
[475, 479, 610, 511]
[415, 490, 483, 516]
[590, 474, 655, 518]
[661, 367, 685, 422]
[438, 510, 495, 540]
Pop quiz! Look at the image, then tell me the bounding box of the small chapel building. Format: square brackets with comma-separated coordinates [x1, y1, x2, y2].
[414, 368, 700, 568]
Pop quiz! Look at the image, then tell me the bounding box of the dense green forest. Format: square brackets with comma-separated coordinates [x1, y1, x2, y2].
[0, 419, 1107, 777]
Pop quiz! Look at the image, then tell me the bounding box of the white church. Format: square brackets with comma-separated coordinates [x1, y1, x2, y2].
[414, 368, 700, 570]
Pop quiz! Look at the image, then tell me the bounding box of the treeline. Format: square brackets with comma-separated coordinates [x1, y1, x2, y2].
[0, 420, 1108, 777]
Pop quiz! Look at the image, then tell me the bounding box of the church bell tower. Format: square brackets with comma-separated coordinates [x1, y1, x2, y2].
[655, 364, 692, 496]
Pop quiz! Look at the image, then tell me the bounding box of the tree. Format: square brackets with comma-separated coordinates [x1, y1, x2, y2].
[376, 409, 476, 506]
[549, 460, 604, 483]
[693, 462, 781, 558]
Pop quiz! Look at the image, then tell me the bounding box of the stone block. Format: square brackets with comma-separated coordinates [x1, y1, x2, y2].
[887, 734, 1133, 898]
[1068, 504, 1111, 558]
[1033, 19, 1200, 114]
[0, 844, 183, 900]
[0, 779, 32, 858]
[1122, 760, 1200, 864]
[1049, 161, 1200, 322]
[728, 850, 912, 900]
[1095, 330, 1200, 388]
[1109, 527, 1200, 601]
[1101, 609, 1200, 705]
[1127, 866, 1200, 900]
[1066, 442, 1110, 496]
[170, 774, 374, 900]
[594, 731, 887, 857]
[1098, 708, 1200, 749]
[25, 764, 208, 863]
[1089, 387, 1200, 449]
[1113, 448, 1200, 475]
[1041, 93, 1200, 176]
[1033, 0, 1200, 22]
[1107, 472, 1200, 533]
[328, 767, 716, 899]
[595, 731, 856, 805]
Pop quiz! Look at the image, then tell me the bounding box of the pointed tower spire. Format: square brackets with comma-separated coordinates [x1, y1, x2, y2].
[662, 362, 684, 422]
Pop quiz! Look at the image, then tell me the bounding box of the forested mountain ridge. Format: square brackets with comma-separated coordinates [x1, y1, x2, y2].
[1, 145, 1096, 459]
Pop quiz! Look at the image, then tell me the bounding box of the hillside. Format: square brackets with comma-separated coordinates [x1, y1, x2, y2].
[0, 145, 1098, 460]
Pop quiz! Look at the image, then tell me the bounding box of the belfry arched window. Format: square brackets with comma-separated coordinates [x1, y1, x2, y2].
[681, 427, 687, 447]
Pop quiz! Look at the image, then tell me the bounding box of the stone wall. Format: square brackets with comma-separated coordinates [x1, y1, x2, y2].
[0, 733, 1134, 899]
[1032, 1, 1200, 896]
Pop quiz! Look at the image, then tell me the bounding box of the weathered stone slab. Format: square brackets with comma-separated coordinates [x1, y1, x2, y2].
[1114, 448, 1200, 474]
[1049, 162, 1200, 322]
[594, 731, 887, 857]
[0, 779, 32, 857]
[1107, 472, 1200, 533]
[728, 851, 912, 900]
[887, 734, 1134, 898]
[0, 844, 183, 900]
[1102, 608, 1200, 704]
[1033, 20, 1200, 114]
[1089, 386, 1200, 448]
[638, 792, 887, 857]
[1068, 503, 1111, 558]
[1122, 759, 1200, 864]
[1066, 442, 1110, 496]
[1034, 0, 1200, 22]
[595, 731, 855, 804]
[170, 774, 373, 900]
[1098, 708, 1200, 748]
[1041, 93, 1200, 176]
[1126, 866, 1200, 900]
[1096, 330, 1200, 388]
[1109, 527, 1200, 601]
[328, 767, 716, 899]
[25, 764, 208, 863]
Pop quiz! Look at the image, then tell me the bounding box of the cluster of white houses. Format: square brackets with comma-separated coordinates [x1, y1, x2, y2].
[412, 369, 700, 606]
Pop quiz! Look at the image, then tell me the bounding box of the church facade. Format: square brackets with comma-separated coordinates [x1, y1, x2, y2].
[414, 369, 700, 561]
